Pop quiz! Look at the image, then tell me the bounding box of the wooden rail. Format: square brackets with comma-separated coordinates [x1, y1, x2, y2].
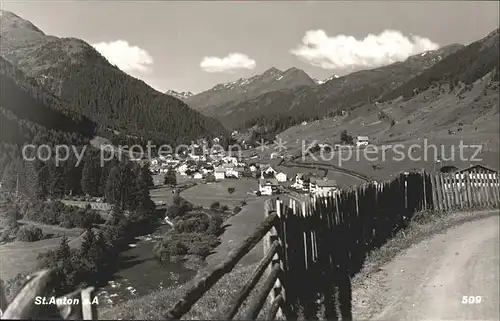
[164, 208, 281, 320]
[0, 269, 97, 320]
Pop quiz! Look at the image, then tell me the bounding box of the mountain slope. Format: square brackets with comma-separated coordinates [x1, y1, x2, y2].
[217, 44, 464, 130]
[0, 10, 227, 145]
[274, 30, 499, 161]
[0, 56, 95, 144]
[185, 67, 317, 113]
[381, 29, 499, 101]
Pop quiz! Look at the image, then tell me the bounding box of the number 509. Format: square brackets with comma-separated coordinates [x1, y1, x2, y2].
[462, 296, 482, 304]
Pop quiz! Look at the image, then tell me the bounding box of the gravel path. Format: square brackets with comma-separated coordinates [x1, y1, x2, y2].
[356, 213, 499, 320]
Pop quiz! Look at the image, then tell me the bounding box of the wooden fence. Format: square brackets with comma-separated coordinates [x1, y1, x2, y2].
[2, 170, 498, 320]
[164, 210, 284, 320]
[431, 171, 500, 212]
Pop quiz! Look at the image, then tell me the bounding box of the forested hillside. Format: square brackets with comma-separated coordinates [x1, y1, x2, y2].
[0, 57, 95, 144]
[0, 11, 227, 146]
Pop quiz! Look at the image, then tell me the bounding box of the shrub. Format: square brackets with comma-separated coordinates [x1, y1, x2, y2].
[0, 226, 19, 243]
[228, 187, 235, 194]
[176, 216, 210, 234]
[5, 208, 21, 229]
[164, 239, 188, 257]
[240, 200, 247, 206]
[210, 202, 220, 210]
[164, 171, 177, 186]
[233, 206, 242, 214]
[16, 225, 44, 242]
[156, 232, 220, 259]
[206, 214, 223, 236]
[2, 273, 28, 301]
[220, 205, 229, 212]
[340, 130, 354, 145]
[440, 165, 458, 173]
[206, 173, 216, 183]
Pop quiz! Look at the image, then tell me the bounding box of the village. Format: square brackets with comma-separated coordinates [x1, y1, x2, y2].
[148, 137, 343, 198]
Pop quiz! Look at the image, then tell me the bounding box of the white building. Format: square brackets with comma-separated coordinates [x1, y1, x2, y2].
[249, 165, 258, 172]
[214, 168, 226, 180]
[356, 136, 369, 147]
[226, 168, 240, 178]
[222, 156, 239, 165]
[291, 173, 310, 191]
[177, 164, 188, 176]
[276, 172, 288, 183]
[309, 178, 338, 196]
[193, 172, 203, 180]
[261, 165, 277, 177]
[258, 178, 279, 196]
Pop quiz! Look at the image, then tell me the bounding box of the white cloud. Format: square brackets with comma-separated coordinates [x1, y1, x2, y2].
[92, 40, 153, 73]
[291, 29, 440, 70]
[200, 53, 256, 73]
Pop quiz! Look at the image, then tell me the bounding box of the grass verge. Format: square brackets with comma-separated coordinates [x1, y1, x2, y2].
[99, 261, 271, 320]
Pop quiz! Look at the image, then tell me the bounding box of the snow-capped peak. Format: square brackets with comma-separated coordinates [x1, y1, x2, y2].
[315, 74, 339, 84]
[165, 90, 194, 100]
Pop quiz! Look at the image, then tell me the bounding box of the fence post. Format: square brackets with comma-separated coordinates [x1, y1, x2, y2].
[457, 172, 465, 209]
[434, 174, 443, 212]
[301, 201, 309, 271]
[452, 173, 460, 209]
[483, 172, 492, 207]
[422, 170, 427, 211]
[465, 173, 474, 208]
[404, 174, 408, 210]
[442, 173, 449, 211]
[448, 174, 453, 210]
[492, 174, 500, 206]
[0, 278, 8, 317]
[272, 199, 284, 320]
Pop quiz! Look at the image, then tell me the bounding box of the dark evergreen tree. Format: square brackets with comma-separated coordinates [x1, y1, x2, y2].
[1, 162, 17, 192]
[140, 163, 154, 188]
[81, 150, 101, 197]
[24, 159, 44, 199]
[164, 170, 177, 186]
[48, 162, 66, 197]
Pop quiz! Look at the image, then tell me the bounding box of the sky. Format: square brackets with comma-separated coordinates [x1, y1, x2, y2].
[2, 1, 499, 94]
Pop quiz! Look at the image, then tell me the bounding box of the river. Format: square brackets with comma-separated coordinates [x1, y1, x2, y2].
[96, 223, 196, 306]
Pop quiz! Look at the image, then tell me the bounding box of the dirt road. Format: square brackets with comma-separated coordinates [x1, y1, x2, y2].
[366, 214, 499, 320]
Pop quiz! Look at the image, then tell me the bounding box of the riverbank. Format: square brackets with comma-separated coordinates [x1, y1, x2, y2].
[100, 194, 271, 318]
[96, 223, 196, 306]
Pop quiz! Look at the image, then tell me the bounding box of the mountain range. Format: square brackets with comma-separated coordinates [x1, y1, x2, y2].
[181, 43, 466, 130]
[0, 10, 227, 146]
[1, 9, 498, 149]
[184, 67, 317, 113]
